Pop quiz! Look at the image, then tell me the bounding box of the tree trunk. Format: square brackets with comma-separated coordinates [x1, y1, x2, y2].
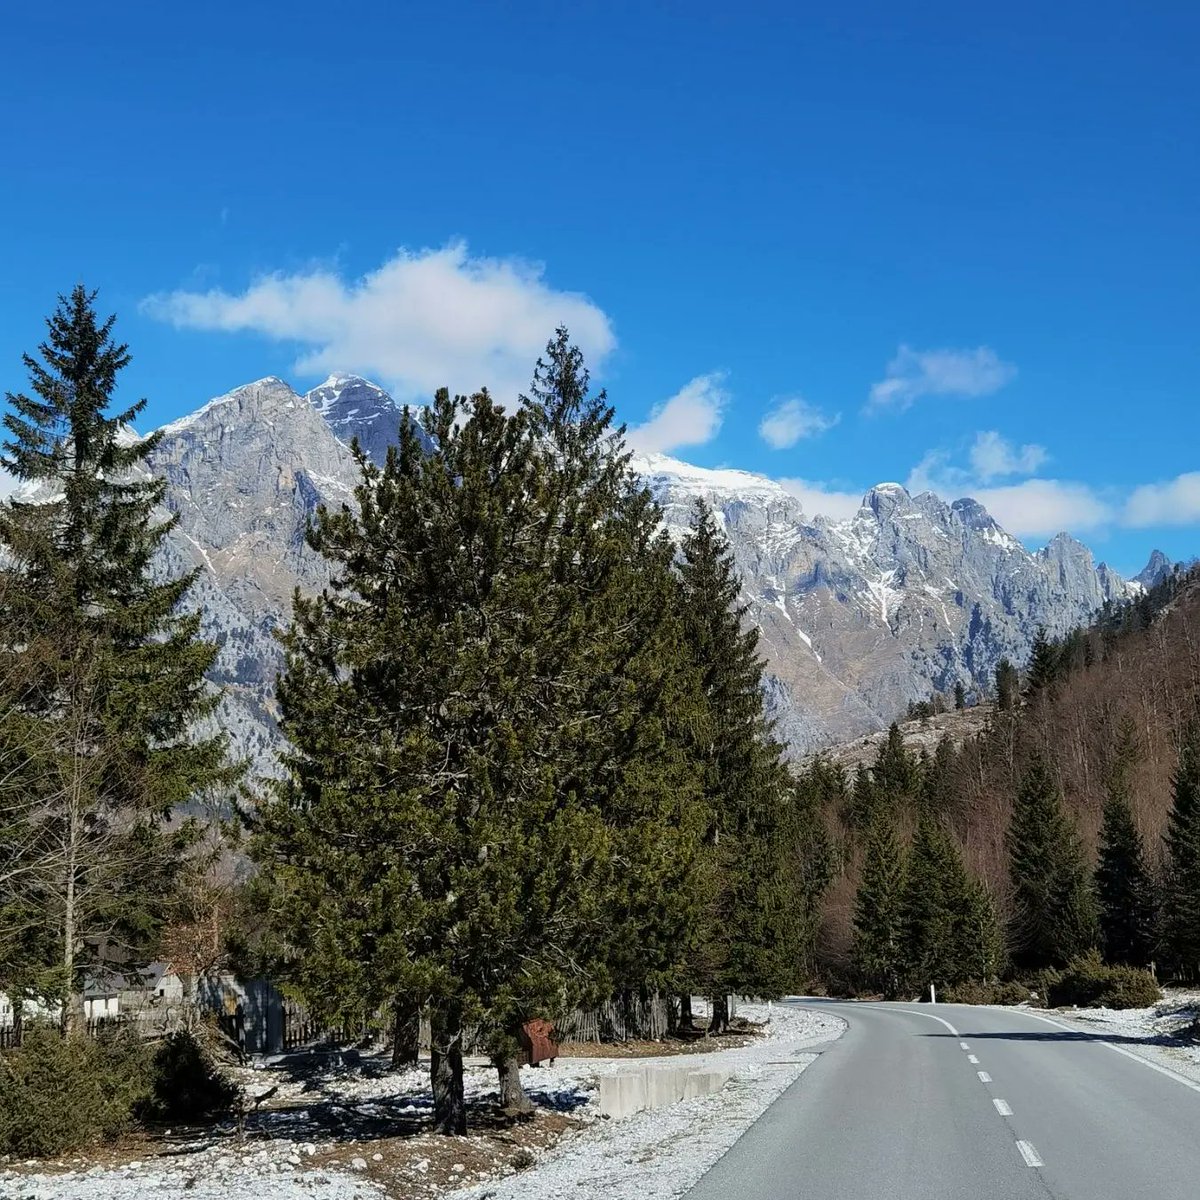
[495, 1048, 533, 1115]
[708, 994, 729, 1035]
[678, 993, 695, 1034]
[430, 1006, 467, 1135]
[391, 996, 419, 1068]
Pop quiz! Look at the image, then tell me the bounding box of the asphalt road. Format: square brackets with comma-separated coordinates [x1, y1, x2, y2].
[685, 998, 1200, 1200]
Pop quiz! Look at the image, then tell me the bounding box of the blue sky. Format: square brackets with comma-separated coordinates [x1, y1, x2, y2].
[1, 1, 1197, 574]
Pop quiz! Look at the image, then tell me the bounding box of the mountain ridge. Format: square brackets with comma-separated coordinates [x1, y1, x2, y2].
[122, 377, 1169, 776]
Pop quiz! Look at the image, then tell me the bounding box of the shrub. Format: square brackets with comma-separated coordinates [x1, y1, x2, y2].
[0, 1025, 152, 1157]
[141, 1029, 241, 1123]
[1042, 951, 1162, 1010]
[941, 980, 1032, 1006]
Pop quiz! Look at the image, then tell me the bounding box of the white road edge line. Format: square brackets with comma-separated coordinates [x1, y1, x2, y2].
[993, 1098, 1013, 1116]
[977, 1070, 992, 1083]
[997, 1007, 1200, 1097]
[1016, 1140, 1044, 1167]
[968, 1054, 980, 1064]
[877, 1006, 960, 1037]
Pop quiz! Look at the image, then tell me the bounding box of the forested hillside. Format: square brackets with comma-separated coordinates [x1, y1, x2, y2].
[805, 566, 1200, 994]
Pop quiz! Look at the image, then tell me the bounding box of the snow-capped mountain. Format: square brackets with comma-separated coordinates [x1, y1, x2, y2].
[634, 452, 1139, 750]
[133, 379, 1165, 778]
[303, 374, 432, 466]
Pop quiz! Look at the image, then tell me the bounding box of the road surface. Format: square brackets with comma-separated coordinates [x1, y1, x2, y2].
[685, 999, 1200, 1200]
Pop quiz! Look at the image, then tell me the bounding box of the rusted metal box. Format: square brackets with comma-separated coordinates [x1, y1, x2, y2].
[520, 1017, 559, 1065]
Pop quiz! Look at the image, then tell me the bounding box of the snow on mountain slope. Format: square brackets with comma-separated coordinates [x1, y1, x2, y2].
[636, 453, 1137, 750]
[106, 384, 1160, 778]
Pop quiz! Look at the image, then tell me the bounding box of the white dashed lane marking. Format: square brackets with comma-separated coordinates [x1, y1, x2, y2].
[1016, 1140, 1044, 1168]
[993, 1098, 1013, 1116]
[967, 1054, 979, 1064]
[977, 1071, 992, 1083]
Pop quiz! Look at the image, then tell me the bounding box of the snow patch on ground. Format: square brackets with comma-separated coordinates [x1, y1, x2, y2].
[448, 1001, 843, 1200]
[1, 1003, 842, 1200]
[1016, 991, 1200, 1083]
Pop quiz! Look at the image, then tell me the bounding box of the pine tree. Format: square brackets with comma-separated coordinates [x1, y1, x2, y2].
[852, 812, 906, 997]
[255, 332, 705, 1132]
[1161, 725, 1200, 980]
[0, 287, 236, 1030]
[919, 737, 957, 817]
[899, 815, 956, 990]
[873, 724, 919, 807]
[1006, 756, 1098, 972]
[1095, 725, 1156, 967]
[1025, 627, 1061, 699]
[954, 681, 966, 710]
[675, 500, 824, 1026]
[995, 658, 1019, 712]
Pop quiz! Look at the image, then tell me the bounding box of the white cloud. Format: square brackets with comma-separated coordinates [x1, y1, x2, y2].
[970, 480, 1114, 538]
[758, 396, 839, 449]
[968, 430, 1048, 482]
[868, 344, 1016, 411]
[906, 435, 1109, 537]
[626, 373, 728, 455]
[141, 241, 616, 403]
[777, 478, 864, 521]
[1123, 472, 1200, 527]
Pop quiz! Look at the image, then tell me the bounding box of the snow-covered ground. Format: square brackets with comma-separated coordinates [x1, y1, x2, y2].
[1024, 990, 1200, 1083]
[0, 1002, 843, 1200]
[448, 1001, 843, 1200]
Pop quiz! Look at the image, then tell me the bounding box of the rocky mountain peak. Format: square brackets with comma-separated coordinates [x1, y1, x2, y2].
[1135, 548, 1173, 589]
[303, 375, 430, 466]
[131, 376, 1154, 777]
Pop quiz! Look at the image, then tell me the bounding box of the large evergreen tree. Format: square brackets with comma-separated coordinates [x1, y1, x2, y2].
[0, 287, 236, 1030]
[1095, 725, 1156, 967]
[254, 332, 704, 1132]
[1006, 756, 1097, 972]
[852, 811, 906, 997]
[675, 501, 826, 1026]
[1161, 724, 1200, 980]
[901, 815, 1002, 989]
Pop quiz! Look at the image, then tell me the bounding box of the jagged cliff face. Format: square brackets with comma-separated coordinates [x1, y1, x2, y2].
[634, 453, 1134, 752]
[135, 378, 1148, 778]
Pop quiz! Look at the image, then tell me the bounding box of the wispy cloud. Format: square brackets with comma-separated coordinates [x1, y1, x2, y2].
[907, 432, 1108, 537]
[868, 344, 1016, 412]
[777, 477, 864, 520]
[626, 373, 728, 455]
[968, 480, 1113, 538]
[141, 241, 616, 403]
[758, 396, 839, 449]
[1123, 472, 1200, 527]
[968, 430, 1048, 482]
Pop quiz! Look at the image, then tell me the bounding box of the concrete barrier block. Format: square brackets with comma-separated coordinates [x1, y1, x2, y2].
[684, 1069, 730, 1100]
[600, 1070, 648, 1119]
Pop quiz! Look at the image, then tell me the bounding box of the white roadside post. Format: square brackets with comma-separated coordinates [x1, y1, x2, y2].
[930, 983, 937, 1004]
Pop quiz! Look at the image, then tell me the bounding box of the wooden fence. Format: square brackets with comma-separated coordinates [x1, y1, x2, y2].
[0, 1015, 131, 1050]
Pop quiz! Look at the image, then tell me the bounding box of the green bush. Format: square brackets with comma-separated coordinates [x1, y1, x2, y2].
[0, 1024, 152, 1157]
[1042, 951, 1161, 1010]
[142, 1029, 241, 1123]
[0, 1025, 241, 1157]
[941, 980, 1032, 1006]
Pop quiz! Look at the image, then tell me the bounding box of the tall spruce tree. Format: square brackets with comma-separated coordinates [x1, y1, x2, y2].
[1095, 725, 1156, 967]
[1006, 756, 1098, 972]
[901, 815, 1002, 989]
[852, 811, 906, 997]
[995, 658, 1019, 712]
[0, 287, 235, 1031]
[255, 333, 704, 1132]
[1025, 627, 1061, 699]
[675, 500, 819, 1029]
[1161, 724, 1200, 980]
